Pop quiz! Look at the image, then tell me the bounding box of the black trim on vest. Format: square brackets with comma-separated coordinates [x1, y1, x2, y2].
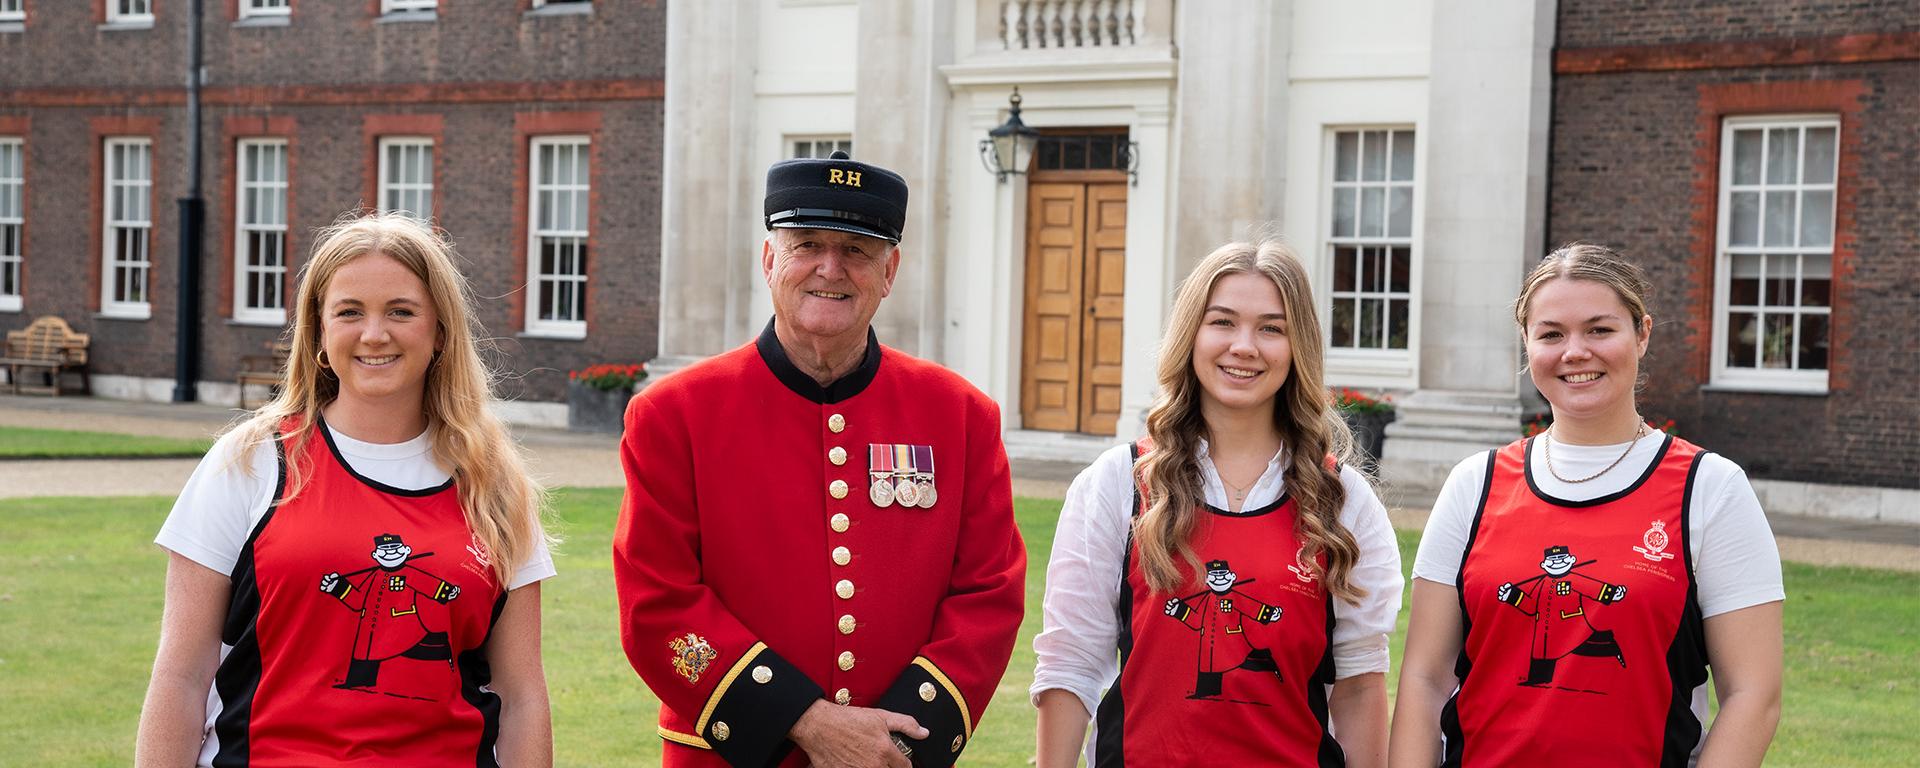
[754, 317, 883, 405]
[1438, 448, 1498, 767]
[211, 436, 290, 767]
[1309, 593, 1346, 768]
[1092, 443, 1145, 768]
[1202, 492, 1292, 517]
[317, 417, 456, 497]
[458, 592, 509, 768]
[1523, 433, 1675, 508]
[1659, 451, 1712, 766]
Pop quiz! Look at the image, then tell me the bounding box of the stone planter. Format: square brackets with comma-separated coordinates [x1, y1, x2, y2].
[1340, 409, 1397, 473]
[568, 381, 633, 434]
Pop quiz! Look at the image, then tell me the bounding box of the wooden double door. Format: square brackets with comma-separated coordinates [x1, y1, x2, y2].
[1021, 179, 1126, 436]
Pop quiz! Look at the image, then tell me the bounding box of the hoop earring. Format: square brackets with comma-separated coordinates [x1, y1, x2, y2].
[316, 350, 330, 369]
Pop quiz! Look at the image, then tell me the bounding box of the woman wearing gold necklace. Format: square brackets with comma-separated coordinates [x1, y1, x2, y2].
[1390, 244, 1784, 767]
[1032, 240, 1402, 767]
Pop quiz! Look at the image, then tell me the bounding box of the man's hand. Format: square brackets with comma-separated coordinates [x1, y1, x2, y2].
[789, 699, 927, 768]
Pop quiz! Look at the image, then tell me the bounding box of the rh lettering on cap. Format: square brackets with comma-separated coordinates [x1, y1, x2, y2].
[828, 168, 863, 188]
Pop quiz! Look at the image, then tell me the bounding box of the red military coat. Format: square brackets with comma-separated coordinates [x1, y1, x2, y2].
[615, 321, 1027, 768]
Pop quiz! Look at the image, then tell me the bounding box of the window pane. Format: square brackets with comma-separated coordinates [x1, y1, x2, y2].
[1361, 131, 1386, 182]
[1762, 313, 1793, 368]
[1388, 187, 1412, 238]
[1731, 129, 1762, 185]
[1331, 188, 1355, 238]
[1334, 133, 1357, 182]
[1390, 131, 1414, 181]
[1801, 255, 1831, 307]
[1803, 126, 1836, 185]
[1387, 298, 1408, 349]
[1358, 298, 1382, 348]
[1728, 253, 1760, 306]
[1763, 254, 1795, 307]
[1799, 189, 1832, 247]
[540, 144, 555, 185]
[1726, 312, 1759, 367]
[1762, 191, 1794, 246]
[1360, 246, 1381, 292]
[1332, 246, 1355, 292]
[1390, 247, 1410, 293]
[1331, 298, 1354, 347]
[1360, 187, 1384, 237]
[1764, 127, 1797, 185]
[1798, 313, 1829, 370]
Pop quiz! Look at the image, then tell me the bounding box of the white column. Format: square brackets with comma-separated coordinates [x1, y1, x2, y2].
[1114, 104, 1174, 440]
[1381, 0, 1557, 489]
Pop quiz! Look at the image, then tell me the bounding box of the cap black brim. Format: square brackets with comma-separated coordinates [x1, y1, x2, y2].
[769, 220, 900, 243]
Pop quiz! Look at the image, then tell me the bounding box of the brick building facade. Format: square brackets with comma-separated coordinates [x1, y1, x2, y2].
[1550, 0, 1920, 488]
[0, 0, 664, 413]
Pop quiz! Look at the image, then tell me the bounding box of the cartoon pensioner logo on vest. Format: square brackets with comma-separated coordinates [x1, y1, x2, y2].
[1163, 559, 1284, 701]
[1496, 545, 1629, 688]
[319, 533, 462, 693]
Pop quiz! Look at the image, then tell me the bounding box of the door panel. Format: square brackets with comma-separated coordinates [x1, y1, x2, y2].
[1078, 183, 1127, 436]
[1021, 183, 1085, 432]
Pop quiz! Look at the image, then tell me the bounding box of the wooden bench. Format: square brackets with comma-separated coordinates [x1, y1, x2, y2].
[1, 316, 92, 396]
[237, 341, 292, 410]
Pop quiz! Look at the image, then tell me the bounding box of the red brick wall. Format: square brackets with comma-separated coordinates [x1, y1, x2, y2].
[1553, 2, 1920, 488]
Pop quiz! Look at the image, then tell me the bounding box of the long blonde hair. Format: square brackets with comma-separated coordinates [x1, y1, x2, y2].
[227, 212, 549, 585]
[1134, 240, 1367, 603]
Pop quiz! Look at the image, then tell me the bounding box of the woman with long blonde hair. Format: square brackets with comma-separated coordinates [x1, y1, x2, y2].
[136, 212, 555, 766]
[1032, 239, 1403, 767]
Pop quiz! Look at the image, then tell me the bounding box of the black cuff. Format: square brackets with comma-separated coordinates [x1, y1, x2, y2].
[874, 657, 971, 768]
[698, 643, 824, 768]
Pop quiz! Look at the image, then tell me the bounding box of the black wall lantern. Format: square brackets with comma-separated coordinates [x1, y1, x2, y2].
[979, 88, 1040, 183]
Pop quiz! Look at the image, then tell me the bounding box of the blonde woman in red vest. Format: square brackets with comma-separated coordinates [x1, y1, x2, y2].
[1033, 240, 1403, 767]
[136, 213, 555, 766]
[1391, 244, 1783, 767]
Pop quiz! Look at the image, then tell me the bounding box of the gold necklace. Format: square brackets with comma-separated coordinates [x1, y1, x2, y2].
[1218, 469, 1258, 504]
[1542, 421, 1647, 484]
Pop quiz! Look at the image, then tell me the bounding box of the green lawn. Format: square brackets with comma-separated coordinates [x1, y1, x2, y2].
[0, 490, 1912, 766]
[0, 426, 214, 459]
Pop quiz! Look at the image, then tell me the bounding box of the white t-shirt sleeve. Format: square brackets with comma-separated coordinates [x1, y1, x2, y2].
[156, 431, 280, 576]
[1029, 444, 1134, 716]
[508, 532, 557, 590]
[1331, 464, 1403, 679]
[1410, 451, 1494, 586]
[1689, 455, 1784, 618]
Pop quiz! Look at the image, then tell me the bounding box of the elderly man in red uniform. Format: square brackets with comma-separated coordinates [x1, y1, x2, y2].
[615, 151, 1027, 768]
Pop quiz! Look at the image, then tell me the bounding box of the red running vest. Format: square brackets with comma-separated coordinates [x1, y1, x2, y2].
[1091, 440, 1343, 768]
[1444, 435, 1710, 767]
[209, 422, 507, 766]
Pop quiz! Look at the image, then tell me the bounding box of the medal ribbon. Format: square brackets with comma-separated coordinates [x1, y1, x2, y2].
[893, 444, 916, 480]
[870, 444, 894, 476]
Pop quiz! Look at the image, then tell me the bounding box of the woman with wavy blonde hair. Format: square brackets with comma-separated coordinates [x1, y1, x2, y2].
[1033, 239, 1403, 768]
[137, 212, 555, 766]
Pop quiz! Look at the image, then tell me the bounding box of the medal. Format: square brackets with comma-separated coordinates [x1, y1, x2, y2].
[892, 443, 920, 507]
[914, 444, 937, 508]
[868, 444, 895, 507]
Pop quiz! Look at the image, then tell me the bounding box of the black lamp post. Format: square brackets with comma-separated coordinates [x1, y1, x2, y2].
[979, 88, 1040, 183]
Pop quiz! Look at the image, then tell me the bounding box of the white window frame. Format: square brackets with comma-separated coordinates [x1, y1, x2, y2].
[1709, 114, 1838, 394]
[524, 135, 590, 338]
[1321, 127, 1419, 386]
[0, 138, 22, 312]
[233, 138, 288, 325]
[239, 0, 290, 19]
[789, 135, 853, 159]
[102, 138, 153, 319]
[0, 0, 25, 23]
[377, 137, 434, 221]
[381, 0, 436, 13]
[108, 0, 154, 23]
[532, 0, 591, 6]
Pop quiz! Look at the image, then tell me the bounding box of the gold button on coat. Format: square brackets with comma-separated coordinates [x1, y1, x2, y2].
[829, 446, 847, 465]
[829, 480, 849, 499]
[751, 665, 772, 684]
[838, 614, 856, 634]
[827, 413, 846, 433]
[830, 513, 850, 533]
[835, 579, 855, 599]
[837, 651, 855, 671]
[834, 688, 851, 705]
[951, 735, 964, 752]
[711, 722, 730, 742]
[832, 546, 851, 566]
[918, 682, 937, 702]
